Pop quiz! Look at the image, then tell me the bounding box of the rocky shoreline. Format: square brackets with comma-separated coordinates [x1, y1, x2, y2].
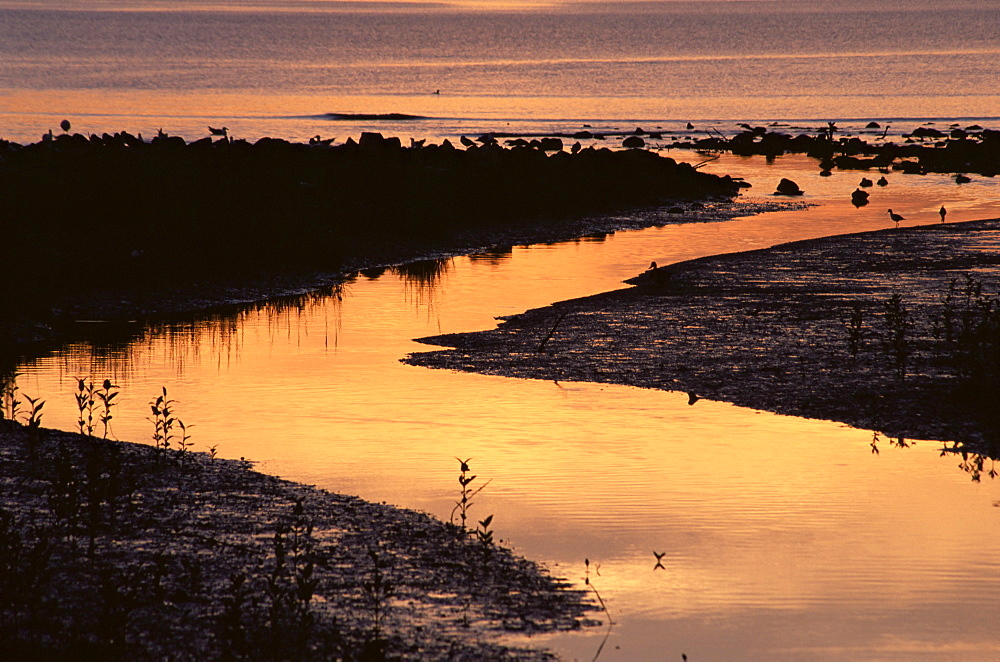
[405, 219, 1000, 473]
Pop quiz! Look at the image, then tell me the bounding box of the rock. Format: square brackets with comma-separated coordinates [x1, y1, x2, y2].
[538, 137, 563, 152]
[622, 136, 645, 149]
[774, 178, 803, 196]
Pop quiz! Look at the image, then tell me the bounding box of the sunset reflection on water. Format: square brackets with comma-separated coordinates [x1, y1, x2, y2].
[14, 154, 1000, 660]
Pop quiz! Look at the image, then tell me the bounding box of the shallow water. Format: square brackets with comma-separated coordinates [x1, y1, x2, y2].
[13, 152, 1000, 660]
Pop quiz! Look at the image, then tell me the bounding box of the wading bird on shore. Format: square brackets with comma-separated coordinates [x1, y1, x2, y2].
[208, 126, 229, 138]
[887, 209, 905, 227]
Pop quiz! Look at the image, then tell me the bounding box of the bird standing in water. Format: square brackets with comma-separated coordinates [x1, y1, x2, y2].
[939, 206, 947, 223]
[887, 209, 905, 227]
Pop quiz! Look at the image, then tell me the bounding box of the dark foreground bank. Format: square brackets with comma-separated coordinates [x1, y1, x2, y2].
[0, 422, 593, 660]
[0, 131, 741, 308]
[0, 130, 750, 355]
[406, 219, 1000, 474]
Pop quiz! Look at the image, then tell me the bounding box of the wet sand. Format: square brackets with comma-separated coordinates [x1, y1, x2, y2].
[406, 219, 1000, 456]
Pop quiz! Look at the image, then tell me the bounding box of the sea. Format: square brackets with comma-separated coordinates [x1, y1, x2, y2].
[3, 0, 1000, 144]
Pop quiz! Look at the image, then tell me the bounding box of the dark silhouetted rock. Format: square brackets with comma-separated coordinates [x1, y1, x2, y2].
[775, 178, 803, 196]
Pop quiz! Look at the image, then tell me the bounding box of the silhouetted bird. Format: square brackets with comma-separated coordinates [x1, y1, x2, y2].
[653, 551, 666, 570]
[939, 205, 947, 222]
[208, 126, 228, 137]
[309, 135, 334, 146]
[859, 177, 873, 187]
[851, 189, 869, 207]
[460, 135, 476, 148]
[571, 141, 581, 154]
[60, 119, 71, 132]
[410, 137, 425, 148]
[433, 89, 440, 94]
[887, 209, 905, 227]
[876, 176, 888, 186]
[686, 122, 694, 130]
[648, 261, 657, 270]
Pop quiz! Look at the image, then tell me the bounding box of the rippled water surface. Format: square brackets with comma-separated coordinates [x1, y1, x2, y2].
[3, 1, 1000, 142]
[13, 152, 1000, 660]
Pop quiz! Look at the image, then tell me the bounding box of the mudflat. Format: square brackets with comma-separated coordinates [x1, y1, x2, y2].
[406, 219, 1000, 465]
[0, 423, 593, 659]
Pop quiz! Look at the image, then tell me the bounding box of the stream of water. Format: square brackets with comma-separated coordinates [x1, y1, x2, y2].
[12, 152, 1000, 660]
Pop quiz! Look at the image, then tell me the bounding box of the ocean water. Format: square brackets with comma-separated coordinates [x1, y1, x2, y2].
[3, 0, 1000, 143]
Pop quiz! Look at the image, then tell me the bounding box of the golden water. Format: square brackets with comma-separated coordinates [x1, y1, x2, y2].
[15, 154, 1000, 660]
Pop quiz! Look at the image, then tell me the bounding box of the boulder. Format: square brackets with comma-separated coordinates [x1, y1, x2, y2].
[774, 178, 803, 196]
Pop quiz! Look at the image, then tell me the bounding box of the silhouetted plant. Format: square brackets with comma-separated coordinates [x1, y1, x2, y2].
[261, 499, 317, 659]
[48, 443, 82, 537]
[1, 371, 22, 424]
[932, 277, 960, 343]
[148, 387, 187, 454]
[0, 510, 54, 645]
[843, 304, 865, 358]
[74, 377, 98, 437]
[475, 514, 495, 547]
[451, 457, 491, 532]
[216, 573, 249, 661]
[582, 559, 608, 615]
[93, 566, 143, 659]
[176, 420, 193, 456]
[881, 294, 913, 379]
[362, 548, 393, 655]
[96, 379, 119, 440]
[22, 395, 45, 465]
